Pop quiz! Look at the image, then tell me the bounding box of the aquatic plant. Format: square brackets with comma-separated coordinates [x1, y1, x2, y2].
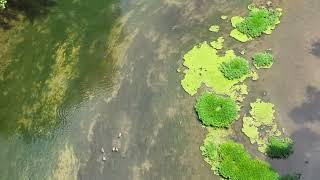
[266, 137, 294, 159]
[219, 57, 250, 80]
[0, 0, 6, 9]
[221, 15, 228, 20]
[200, 128, 230, 173]
[195, 93, 239, 127]
[242, 99, 282, 152]
[210, 37, 224, 50]
[181, 41, 251, 96]
[237, 8, 280, 38]
[253, 52, 274, 69]
[218, 141, 279, 180]
[209, 25, 219, 32]
[230, 5, 282, 42]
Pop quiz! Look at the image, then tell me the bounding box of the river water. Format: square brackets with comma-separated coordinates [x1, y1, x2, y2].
[0, 0, 250, 179]
[2, 0, 320, 179]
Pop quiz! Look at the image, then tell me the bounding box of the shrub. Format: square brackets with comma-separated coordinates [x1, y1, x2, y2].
[195, 93, 238, 127]
[253, 52, 274, 69]
[219, 57, 250, 80]
[266, 137, 294, 159]
[236, 8, 280, 38]
[218, 141, 279, 180]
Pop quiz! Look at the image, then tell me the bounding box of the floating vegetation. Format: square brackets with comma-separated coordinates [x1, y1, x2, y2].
[242, 99, 283, 152]
[209, 25, 219, 32]
[200, 128, 231, 173]
[221, 15, 228, 20]
[266, 137, 294, 159]
[230, 4, 283, 42]
[253, 52, 274, 69]
[218, 141, 279, 180]
[0, 0, 6, 10]
[195, 93, 239, 127]
[210, 37, 224, 50]
[181, 41, 252, 97]
[219, 57, 250, 80]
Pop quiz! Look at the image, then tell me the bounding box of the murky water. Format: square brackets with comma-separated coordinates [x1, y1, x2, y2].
[0, 0, 253, 179]
[4, 0, 320, 179]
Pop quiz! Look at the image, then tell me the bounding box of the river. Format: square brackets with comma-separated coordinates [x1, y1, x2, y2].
[1, 0, 320, 179]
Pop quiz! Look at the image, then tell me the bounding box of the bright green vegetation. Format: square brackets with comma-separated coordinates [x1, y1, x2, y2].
[218, 141, 279, 180]
[181, 41, 253, 96]
[195, 93, 239, 127]
[209, 25, 220, 32]
[200, 128, 231, 173]
[242, 99, 282, 152]
[0, 0, 6, 10]
[210, 37, 224, 50]
[230, 16, 252, 42]
[221, 15, 228, 20]
[266, 137, 294, 159]
[253, 52, 274, 69]
[230, 5, 282, 42]
[219, 57, 250, 80]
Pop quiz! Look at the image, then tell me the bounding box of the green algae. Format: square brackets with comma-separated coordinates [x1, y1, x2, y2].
[242, 99, 282, 152]
[181, 41, 252, 97]
[210, 37, 224, 50]
[221, 15, 228, 20]
[253, 52, 274, 69]
[230, 29, 252, 42]
[209, 25, 220, 32]
[230, 5, 283, 42]
[200, 127, 231, 174]
[201, 128, 279, 179]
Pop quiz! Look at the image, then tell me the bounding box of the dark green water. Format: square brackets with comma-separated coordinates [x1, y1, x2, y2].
[0, 0, 120, 179]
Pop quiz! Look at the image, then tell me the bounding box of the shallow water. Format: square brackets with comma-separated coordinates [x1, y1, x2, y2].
[5, 0, 320, 179]
[0, 0, 253, 179]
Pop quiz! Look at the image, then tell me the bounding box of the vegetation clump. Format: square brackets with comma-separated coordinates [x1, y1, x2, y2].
[237, 7, 281, 38]
[253, 52, 274, 69]
[200, 128, 230, 173]
[242, 99, 282, 152]
[266, 137, 294, 159]
[218, 141, 279, 180]
[209, 25, 220, 32]
[230, 5, 282, 42]
[219, 57, 250, 80]
[195, 93, 239, 127]
[0, 0, 6, 10]
[181, 41, 252, 96]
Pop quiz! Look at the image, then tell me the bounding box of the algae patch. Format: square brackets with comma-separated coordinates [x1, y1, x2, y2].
[230, 5, 283, 42]
[210, 37, 224, 50]
[180, 41, 252, 97]
[200, 128, 231, 174]
[242, 99, 282, 152]
[209, 25, 219, 32]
